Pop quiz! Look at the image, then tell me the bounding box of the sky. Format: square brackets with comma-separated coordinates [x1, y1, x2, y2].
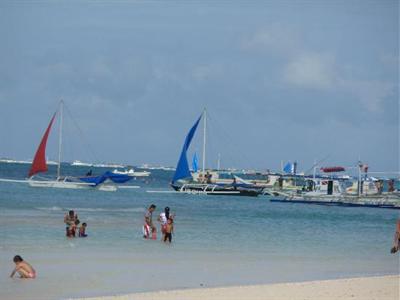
[0, 0, 398, 173]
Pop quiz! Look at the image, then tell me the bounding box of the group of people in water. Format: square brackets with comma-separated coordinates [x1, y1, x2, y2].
[9, 208, 399, 279]
[143, 204, 174, 243]
[64, 210, 88, 238]
[61, 206, 174, 242]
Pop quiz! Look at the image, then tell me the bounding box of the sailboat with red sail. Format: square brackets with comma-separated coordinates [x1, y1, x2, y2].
[26, 100, 131, 191]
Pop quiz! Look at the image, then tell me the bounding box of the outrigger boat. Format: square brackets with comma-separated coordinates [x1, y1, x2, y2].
[270, 165, 400, 209]
[26, 100, 132, 191]
[170, 110, 264, 196]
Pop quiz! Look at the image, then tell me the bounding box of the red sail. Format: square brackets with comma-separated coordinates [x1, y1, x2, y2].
[28, 113, 57, 177]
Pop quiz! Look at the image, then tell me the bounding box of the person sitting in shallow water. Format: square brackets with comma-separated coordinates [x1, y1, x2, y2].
[390, 219, 400, 254]
[79, 222, 88, 237]
[10, 255, 36, 279]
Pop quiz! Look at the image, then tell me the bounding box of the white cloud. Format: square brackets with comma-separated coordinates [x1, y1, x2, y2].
[283, 53, 336, 90]
[379, 53, 399, 69]
[192, 64, 222, 82]
[244, 25, 396, 114]
[42, 62, 74, 76]
[338, 79, 395, 113]
[242, 25, 300, 55]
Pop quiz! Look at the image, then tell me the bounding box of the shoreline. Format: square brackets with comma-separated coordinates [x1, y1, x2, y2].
[77, 275, 399, 300]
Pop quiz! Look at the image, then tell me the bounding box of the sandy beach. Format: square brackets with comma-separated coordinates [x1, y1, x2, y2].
[78, 275, 399, 300]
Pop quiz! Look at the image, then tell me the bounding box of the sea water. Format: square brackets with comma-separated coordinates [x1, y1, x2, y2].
[0, 163, 399, 299]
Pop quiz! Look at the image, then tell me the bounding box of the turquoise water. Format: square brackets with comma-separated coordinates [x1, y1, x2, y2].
[0, 163, 399, 299]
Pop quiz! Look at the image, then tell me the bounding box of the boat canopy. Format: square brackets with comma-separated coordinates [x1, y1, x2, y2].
[79, 171, 132, 186]
[28, 113, 57, 177]
[172, 115, 202, 183]
[320, 166, 345, 173]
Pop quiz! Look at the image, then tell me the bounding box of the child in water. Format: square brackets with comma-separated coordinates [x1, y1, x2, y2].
[10, 255, 36, 279]
[79, 222, 88, 237]
[164, 218, 174, 243]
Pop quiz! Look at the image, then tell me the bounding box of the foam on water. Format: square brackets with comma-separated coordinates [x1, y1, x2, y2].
[35, 206, 145, 213]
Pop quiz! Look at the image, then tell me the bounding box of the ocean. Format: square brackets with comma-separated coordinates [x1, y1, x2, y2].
[0, 162, 399, 299]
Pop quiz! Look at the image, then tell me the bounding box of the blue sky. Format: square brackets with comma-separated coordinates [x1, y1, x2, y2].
[0, 1, 398, 173]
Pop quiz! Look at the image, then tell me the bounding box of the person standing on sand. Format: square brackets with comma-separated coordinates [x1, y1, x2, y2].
[390, 219, 400, 253]
[143, 204, 157, 239]
[10, 255, 36, 279]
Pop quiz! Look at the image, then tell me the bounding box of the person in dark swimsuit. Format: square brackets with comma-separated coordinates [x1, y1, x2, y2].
[79, 222, 88, 237]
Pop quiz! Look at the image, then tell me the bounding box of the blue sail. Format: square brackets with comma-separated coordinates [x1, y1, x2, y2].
[192, 152, 198, 172]
[78, 171, 132, 186]
[172, 115, 202, 183]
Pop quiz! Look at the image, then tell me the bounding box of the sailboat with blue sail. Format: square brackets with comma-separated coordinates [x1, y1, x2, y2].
[170, 110, 264, 196]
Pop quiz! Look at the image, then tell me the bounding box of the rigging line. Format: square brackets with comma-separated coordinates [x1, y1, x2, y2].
[63, 103, 101, 164]
[197, 114, 236, 170]
[304, 155, 331, 175]
[206, 110, 253, 170]
[207, 117, 243, 170]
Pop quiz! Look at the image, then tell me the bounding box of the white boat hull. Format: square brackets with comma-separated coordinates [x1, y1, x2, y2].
[28, 179, 93, 189]
[27, 178, 117, 192]
[112, 169, 151, 177]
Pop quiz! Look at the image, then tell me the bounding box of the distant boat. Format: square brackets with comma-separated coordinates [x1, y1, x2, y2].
[140, 164, 175, 171]
[0, 158, 32, 164]
[71, 160, 93, 167]
[26, 100, 132, 191]
[112, 168, 151, 177]
[92, 162, 125, 168]
[269, 165, 400, 209]
[170, 110, 263, 197]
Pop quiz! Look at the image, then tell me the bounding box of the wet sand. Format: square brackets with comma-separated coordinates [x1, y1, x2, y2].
[78, 275, 399, 300]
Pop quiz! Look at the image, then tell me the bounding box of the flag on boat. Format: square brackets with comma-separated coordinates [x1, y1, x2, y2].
[359, 164, 368, 173]
[283, 162, 294, 174]
[192, 152, 198, 172]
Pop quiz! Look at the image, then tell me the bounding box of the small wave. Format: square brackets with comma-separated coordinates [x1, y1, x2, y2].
[35, 206, 63, 211]
[76, 207, 145, 213]
[35, 207, 145, 213]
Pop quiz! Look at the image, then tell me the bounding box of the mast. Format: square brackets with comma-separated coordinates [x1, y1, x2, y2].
[217, 153, 221, 171]
[358, 159, 362, 196]
[202, 108, 207, 177]
[313, 159, 316, 181]
[57, 100, 64, 179]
